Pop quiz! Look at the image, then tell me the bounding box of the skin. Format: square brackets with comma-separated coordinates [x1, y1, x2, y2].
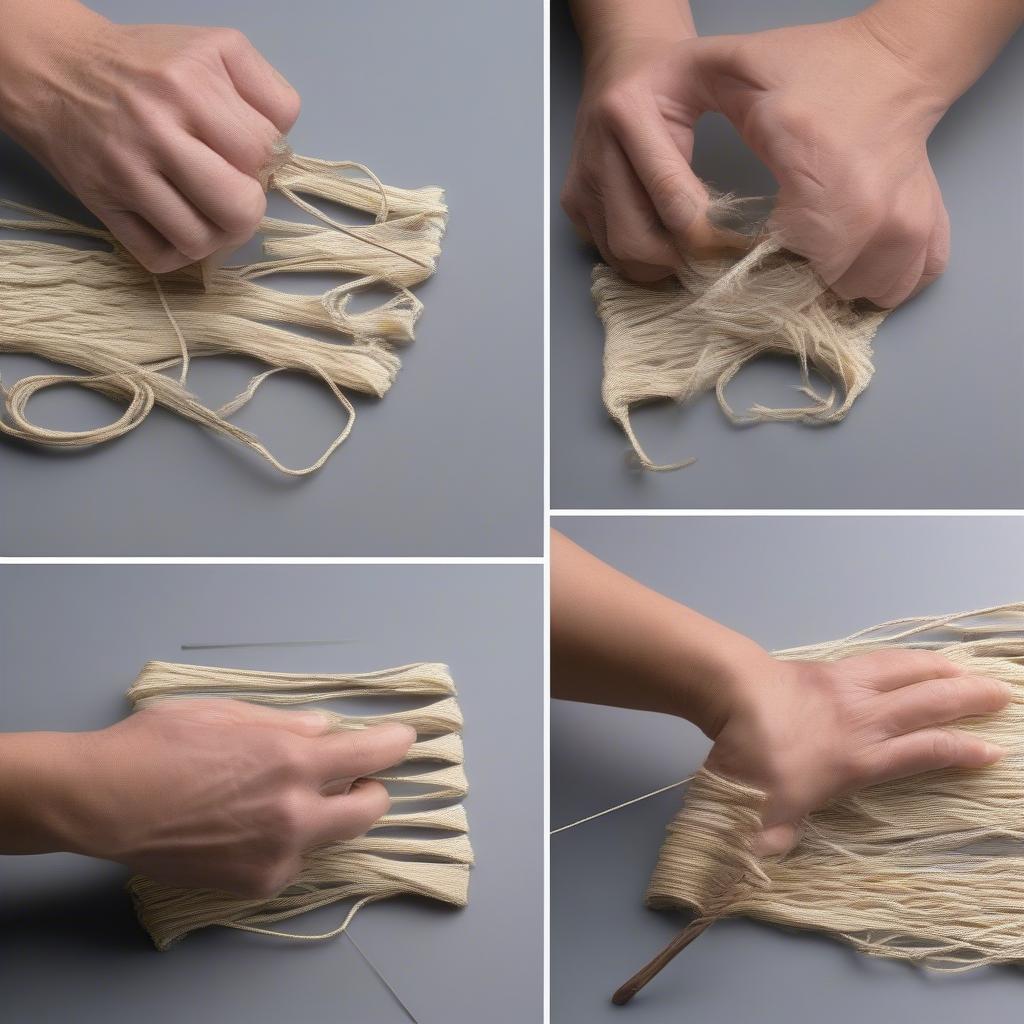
[0, 700, 414, 897]
[551, 530, 1010, 855]
[0, 0, 301, 273]
[564, 0, 1023, 306]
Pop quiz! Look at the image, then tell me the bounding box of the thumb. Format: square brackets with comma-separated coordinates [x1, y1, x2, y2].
[752, 821, 801, 857]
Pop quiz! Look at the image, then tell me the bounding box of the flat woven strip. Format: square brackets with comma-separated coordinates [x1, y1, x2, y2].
[647, 603, 1024, 970]
[0, 145, 446, 475]
[594, 201, 886, 471]
[125, 660, 472, 950]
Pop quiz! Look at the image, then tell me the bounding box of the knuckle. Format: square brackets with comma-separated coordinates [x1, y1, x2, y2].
[278, 86, 302, 131]
[769, 98, 816, 141]
[929, 730, 958, 763]
[244, 861, 298, 899]
[222, 182, 267, 235]
[978, 676, 1010, 707]
[153, 58, 197, 98]
[606, 229, 656, 266]
[884, 210, 930, 246]
[214, 27, 249, 49]
[267, 735, 309, 780]
[266, 790, 309, 843]
[593, 86, 635, 128]
[929, 677, 962, 714]
[645, 170, 695, 229]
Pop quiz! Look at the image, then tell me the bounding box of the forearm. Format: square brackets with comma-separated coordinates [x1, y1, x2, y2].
[570, 0, 696, 65]
[550, 531, 773, 736]
[858, 0, 1023, 106]
[0, 0, 104, 138]
[0, 730, 93, 855]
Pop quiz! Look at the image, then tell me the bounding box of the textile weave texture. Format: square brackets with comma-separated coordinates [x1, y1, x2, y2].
[649, 604, 1024, 969]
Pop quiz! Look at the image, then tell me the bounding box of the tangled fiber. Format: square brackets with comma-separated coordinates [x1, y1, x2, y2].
[594, 204, 887, 471]
[648, 603, 1024, 969]
[125, 660, 471, 950]
[0, 147, 446, 474]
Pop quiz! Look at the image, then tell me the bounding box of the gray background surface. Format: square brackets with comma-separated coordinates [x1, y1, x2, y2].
[0, 563, 542, 1024]
[0, 0, 542, 556]
[551, 0, 1024, 509]
[552, 516, 1024, 1023]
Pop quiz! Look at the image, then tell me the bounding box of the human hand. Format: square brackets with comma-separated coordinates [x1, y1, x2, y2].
[0, 0, 300, 272]
[55, 700, 413, 896]
[707, 650, 1010, 855]
[563, 12, 954, 305]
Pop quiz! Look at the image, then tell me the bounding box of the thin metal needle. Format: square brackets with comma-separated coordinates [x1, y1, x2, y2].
[549, 777, 693, 835]
[345, 931, 419, 1024]
[180, 639, 354, 651]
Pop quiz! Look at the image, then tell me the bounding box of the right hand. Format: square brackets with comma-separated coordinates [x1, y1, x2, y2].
[707, 649, 1009, 856]
[65, 700, 413, 897]
[0, 2, 301, 272]
[562, 13, 951, 306]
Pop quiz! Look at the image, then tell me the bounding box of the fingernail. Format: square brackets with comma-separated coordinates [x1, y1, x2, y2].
[380, 722, 416, 744]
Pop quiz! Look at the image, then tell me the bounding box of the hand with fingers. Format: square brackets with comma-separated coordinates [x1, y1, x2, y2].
[565, 0, 1022, 306]
[706, 650, 1010, 855]
[0, 700, 413, 897]
[0, 0, 301, 273]
[551, 529, 1011, 853]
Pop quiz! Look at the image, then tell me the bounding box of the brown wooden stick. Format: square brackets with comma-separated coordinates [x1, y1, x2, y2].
[611, 916, 715, 1006]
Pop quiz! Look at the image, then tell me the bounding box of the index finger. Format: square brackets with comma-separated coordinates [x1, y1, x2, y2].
[842, 649, 966, 692]
[311, 722, 416, 785]
[610, 102, 713, 253]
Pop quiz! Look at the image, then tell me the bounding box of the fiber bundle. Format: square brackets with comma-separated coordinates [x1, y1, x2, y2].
[125, 660, 472, 950]
[0, 149, 446, 474]
[594, 201, 886, 471]
[648, 604, 1024, 969]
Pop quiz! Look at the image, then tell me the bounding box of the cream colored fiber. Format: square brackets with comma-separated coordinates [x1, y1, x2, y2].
[594, 201, 886, 471]
[125, 660, 472, 950]
[0, 146, 446, 475]
[648, 603, 1024, 970]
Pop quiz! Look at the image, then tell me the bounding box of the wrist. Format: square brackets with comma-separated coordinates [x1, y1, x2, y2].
[0, 0, 105, 139]
[0, 730, 96, 854]
[575, 1, 696, 74]
[663, 626, 777, 740]
[854, 1, 1016, 110]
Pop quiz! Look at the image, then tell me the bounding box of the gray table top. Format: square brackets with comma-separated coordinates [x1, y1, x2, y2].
[0, 563, 543, 1024]
[551, 0, 1024, 510]
[0, 0, 543, 556]
[552, 515, 1024, 1023]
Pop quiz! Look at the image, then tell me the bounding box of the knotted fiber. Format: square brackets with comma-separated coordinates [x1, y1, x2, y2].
[648, 603, 1024, 969]
[594, 200, 887, 471]
[125, 660, 472, 950]
[0, 147, 446, 475]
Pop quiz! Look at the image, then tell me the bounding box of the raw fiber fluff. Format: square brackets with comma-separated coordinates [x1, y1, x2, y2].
[125, 660, 471, 950]
[593, 210, 887, 471]
[0, 148, 446, 475]
[648, 604, 1024, 970]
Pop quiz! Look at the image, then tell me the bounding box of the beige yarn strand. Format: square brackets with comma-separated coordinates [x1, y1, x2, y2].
[643, 603, 1024, 973]
[0, 148, 447, 474]
[594, 199, 886, 471]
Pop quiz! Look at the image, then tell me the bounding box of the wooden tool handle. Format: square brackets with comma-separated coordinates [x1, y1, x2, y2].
[611, 916, 715, 1006]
